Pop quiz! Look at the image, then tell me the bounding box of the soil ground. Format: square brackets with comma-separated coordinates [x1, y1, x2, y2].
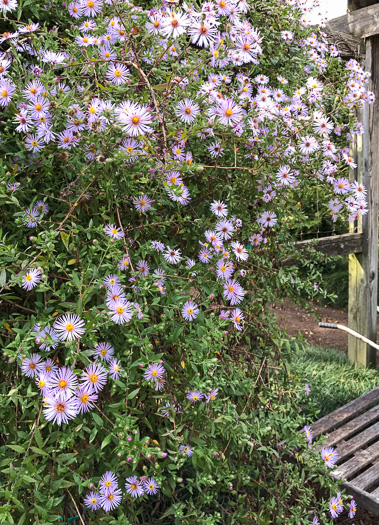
[271, 299, 379, 355]
[273, 299, 379, 523]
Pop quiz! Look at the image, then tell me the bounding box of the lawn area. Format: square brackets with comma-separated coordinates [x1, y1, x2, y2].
[291, 345, 379, 419]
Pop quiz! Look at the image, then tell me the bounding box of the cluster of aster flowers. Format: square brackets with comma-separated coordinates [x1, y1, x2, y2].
[329, 493, 356, 520]
[0, 0, 372, 233]
[84, 471, 159, 513]
[19, 316, 122, 426]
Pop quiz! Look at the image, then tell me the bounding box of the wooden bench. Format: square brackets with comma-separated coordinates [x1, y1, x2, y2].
[312, 387, 379, 515]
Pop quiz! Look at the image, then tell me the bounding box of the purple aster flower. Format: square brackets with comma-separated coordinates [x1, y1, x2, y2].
[216, 259, 234, 280]
[21, 268, 42, 291]
[41, 359, 58, 375]
[93, 342, 114, 362]
[232, 309, 244, 330]
[48, 366, 78, 399]
[23, 207, 40, 228]
[75, 387, 98, 414]
[304, 425, 313, 444]
[220, 310, 230, 319]
[215, 219, 235, 240]
[182, 301, 199, 321]
[257, 211, 277, 228]
[133, 194, 152, 213]
[329, 496, 343, 518]
[107, 300, 134, 324]
[151, 240, 165, 251]
[136, 260, 149, 277]
[321, 447, 338, 468]
[35, 372, 50, 394]
[54, 314, 86, 342]
[21, 353, 43, 378]
[144, 477, 159, 495]
[109, 358, 123, 380]
[104, 274, 121, 288]
[223, 279, 245, 305]
[231, 241, 248, 261]
[180, 444, 193, 456]
[38, 327, 59, 352]
[305, 383, 311, 395]
[312, 517, 320, 525]
[99, 471, 118, 494]
[334, 177, 351, 195]
[118, 255, 130, 271]
[206, 388, 219, 403]
[104, 224, 124, 240]
[210, 200, 228, 217]
[164, 247, 182, 264]
[125, 476, 144, 498]
[187, 390, 204, 403]
[144, 363, 165, 382]
[249, 233, 262, 246]
[81, 362, 107, 394]
[43, 392, 78, 426]
[349, 499, 357, 518]
[99, 488, 122, 512]
[155, 377, 166, 391]
[84, 491, 101, 511]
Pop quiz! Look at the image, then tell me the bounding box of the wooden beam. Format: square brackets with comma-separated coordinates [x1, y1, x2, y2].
[324, 27, 365, 60]
[327, 4, 379, 39]
[294, 233, 363, 256]
[348, 35, 379, 368]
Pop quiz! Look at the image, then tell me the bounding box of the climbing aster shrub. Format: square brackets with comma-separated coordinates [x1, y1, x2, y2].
[0, 0, 370, 523]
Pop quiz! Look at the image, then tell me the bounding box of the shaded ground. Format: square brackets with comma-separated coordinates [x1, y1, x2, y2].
[272, 299, 379, 353]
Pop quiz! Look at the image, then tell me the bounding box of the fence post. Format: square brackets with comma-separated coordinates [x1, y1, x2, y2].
[348, 35, 379, 367]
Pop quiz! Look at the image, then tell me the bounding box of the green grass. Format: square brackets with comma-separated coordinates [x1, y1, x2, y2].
[290, 345, 379, 419]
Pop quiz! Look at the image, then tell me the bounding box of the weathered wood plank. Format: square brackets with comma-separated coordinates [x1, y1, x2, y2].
[352, 461, 379, 490]
[322, 404, 379, 447]
[348, 35, 379, 368]
[294, 233, 364, 257]
[341, 481, 379, 516]
[332, 440, 379, 480]
[370, 485, 379, 498]
[324, 27, 365, 60]
[336, 421, 379, 462]
[327, 4, 379, 39]
[311, 387, 379, 438]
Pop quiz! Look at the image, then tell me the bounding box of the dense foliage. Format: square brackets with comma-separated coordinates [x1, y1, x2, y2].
[0, 0, 371, 523]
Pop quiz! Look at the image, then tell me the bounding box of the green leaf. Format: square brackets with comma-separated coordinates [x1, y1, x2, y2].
[67, 259, 76, 265]
[92, 412, 103, 427]
[6, 444, 25, 453]
[128, 388, 140, 400]
[60, 231, 70, 251]
[34, 428, 43, 449]
[101, 434, 112, 449]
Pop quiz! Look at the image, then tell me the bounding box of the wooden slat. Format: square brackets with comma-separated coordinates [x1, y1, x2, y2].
[336, 422, 379, 462]
[332, 440, 379, 480]
[342, 481, 379, 516]
[311, 387, 379, 438]
[327, 4, 379, 39]
[323, 404, 379, 447]
[352, 461, 379, 490]
[294, 233, 363, 257]
[348, 34, 379, 368]
[370, 485, 379, 498]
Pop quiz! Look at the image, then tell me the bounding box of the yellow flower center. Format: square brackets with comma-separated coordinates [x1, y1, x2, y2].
[1, 90, 8, 97]
[81, 394, 89, 403]
[152, 370, 158, 376]
[193, 395, 198, 401]
[89, 374, 98, 384]
[35, 104, 42, 112]
[148, 483, 154, 490]
[228, 286, 234, 293]
[225, 109, 233, 117]
[187, 308, 193, 314]
[105, 52, 110, 58]
[131, 483, 137, 490]
[26, 274, 33, 281]
[38, 380, 45, 388]
[100, 349, 107, 356]
[108, 494, 114, 501]
[58, 379, 68, 389]
[112, 228, 118, 234]
[116, 306, 124, 314]
[91, 498, 97, 504]
[56, 402, 65, 413]
[132, 116, 140, 125]
[235, 316, 240, 323]
[29, 362, 36, 370]
[115, 70, 122, 78]
[140, 200, 146, 206]
[171, 19, 179, 28]
[65, 323, 74, 332]
[88, 1, 94, 7]
[105, 480, 111, 487]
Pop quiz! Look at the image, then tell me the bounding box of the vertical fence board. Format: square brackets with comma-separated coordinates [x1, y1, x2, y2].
[348, 36, 379, 367]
